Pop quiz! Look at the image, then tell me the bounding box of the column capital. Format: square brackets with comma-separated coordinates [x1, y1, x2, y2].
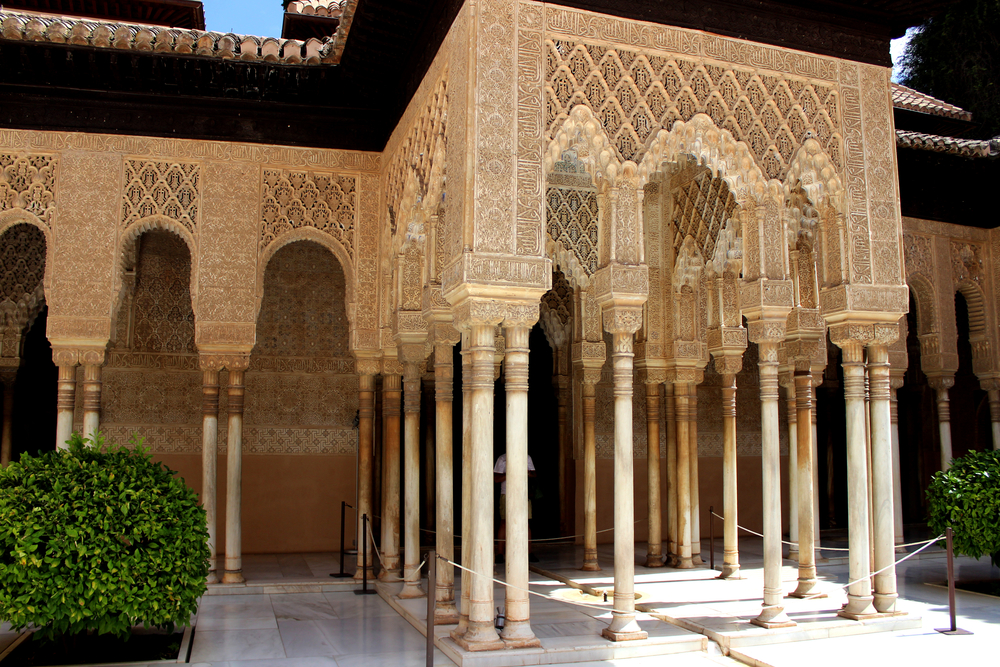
[451, 297, 507, 331]
[580, 367, 603, 386]
[828, 321, 899, 348]
[979, 376, 1000, 392]
[354, 354, 381, 377]
[747, 319, 787, 344]
[636, 366, 668, 386]
[572, 340, 607, 366]
[51, 344, 107, 367]
[926, 374, 955, 391]
[199, 351, 251, 372]
[601, 305, 643, 336]
[712, 353, 745, 376]
[592, 263, 649, 308]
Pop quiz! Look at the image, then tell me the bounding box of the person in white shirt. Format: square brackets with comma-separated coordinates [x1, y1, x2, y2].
[494, 452, 538, 564]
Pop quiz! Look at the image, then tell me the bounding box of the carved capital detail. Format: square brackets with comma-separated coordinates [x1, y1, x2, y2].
[198, 352, 251, 372]
[602, 305, 643, 335]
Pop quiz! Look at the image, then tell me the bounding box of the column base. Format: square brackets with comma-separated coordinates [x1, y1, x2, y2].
[788, 549, 800, 561]
[379, 567, 403, 582]
[501, 620, 540, 648]
[206, 569, 219, 585]
[718, 565, 741, 580]
[434, 601, 460, 625]
[873, 593, 900, 614]
[645, 552, 665, 568]
[789, 579, 824, 599]
[674, 556, 694, 569]
[838, 594, 877, 620]
[580, 560, 601, 572]
[751, 606, 796, 629]
[450, 615, 469, 640]
[453, 621, 504, 652]
[692, 554, 704, 567]
[352, 565, 375, 580]
[398, 581, 425, 599]
[222, 570, 245, 584]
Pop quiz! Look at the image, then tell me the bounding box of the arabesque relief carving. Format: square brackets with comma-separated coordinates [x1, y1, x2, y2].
[121, 159, 200, 235]
[260, 169, 357, 259]
[0, 153, 57, 225]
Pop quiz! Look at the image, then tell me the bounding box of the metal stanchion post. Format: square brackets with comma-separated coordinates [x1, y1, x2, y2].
[354, 514, 377, 596]
[426, 550, 436, 667]
[709, 505, 715, 571]
[331, 500, 353, 578]
[936, 527, 971, 635]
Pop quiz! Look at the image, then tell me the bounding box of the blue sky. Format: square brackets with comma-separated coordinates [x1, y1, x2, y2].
[201, 1, 916, 81]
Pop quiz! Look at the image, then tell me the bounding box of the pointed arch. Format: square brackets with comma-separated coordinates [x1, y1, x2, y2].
[907, 273, 938, 338]
[955, 279, 994, 376]
[544, 104, 623, 187]
[0, 209, 52, 300]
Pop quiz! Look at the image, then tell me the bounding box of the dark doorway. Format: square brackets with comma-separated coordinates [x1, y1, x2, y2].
[12, 305, 57, 458]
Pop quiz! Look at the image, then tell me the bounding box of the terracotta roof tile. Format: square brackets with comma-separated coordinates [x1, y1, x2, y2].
[896, 129, 998, 158]
[286, 1, 347, 17]
[891, 83, 972, 122]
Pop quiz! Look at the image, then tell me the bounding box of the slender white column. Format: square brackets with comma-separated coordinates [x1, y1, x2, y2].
[399, 362, 424, 599]
[355, 374, 376, 580]
[790, 371, 818, 597]
[783, 379, 799, 561]
[665, 383, 678, 565]
[889, 377, 905, 546]
[689, 387, 703, 566]
[501, 323, 539, 647]
[752, 341, 794, 628]
[988, 388, 1000, 451]
[81, 364, 102, 440]
[434, 342, 458, 623]
[452, 337, 473, 638]
[928, 376, 954, 471]
[1, 378, 13, 466]
[380, 374, 402, 580]
[201, 368, 220, 584]
[837, 340, 876, 618]
[868, 344, 898, 612]
[223, 368, 246, 584]
[720, 373, 740, 578]
[675, 382, 693, 569]
[454, 321, 503, 651]
[602, 327, 647, 641]
[811, 382, 821, 547]
[55, 364, 76, 449]
[646, 381, 664, 567]
[581, 373, 600, 571]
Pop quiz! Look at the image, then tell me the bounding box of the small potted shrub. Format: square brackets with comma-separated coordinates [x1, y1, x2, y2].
[0, 432, 209, 662]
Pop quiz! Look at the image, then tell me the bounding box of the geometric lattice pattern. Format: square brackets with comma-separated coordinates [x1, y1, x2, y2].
[130, 231, 196, 354]
[546, 186, 599, 275]
[672, 168, 738, 260]
[260, 170, 356, 258]
[0, 153, 57, 224]
[121, 160, 199, 234]
[546, 40, 843, 178]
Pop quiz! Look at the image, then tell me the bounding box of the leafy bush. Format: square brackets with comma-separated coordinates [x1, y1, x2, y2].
[0, 432, 209, 640]
[927, 447, 1000, 567]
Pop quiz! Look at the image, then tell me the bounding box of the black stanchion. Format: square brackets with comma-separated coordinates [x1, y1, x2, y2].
[709, 505, 715, 572]
[936, 527, 972, 635]
[354, 513, 377, 596]
[426, 550, 436, 667]
[330, 500, 354, 578]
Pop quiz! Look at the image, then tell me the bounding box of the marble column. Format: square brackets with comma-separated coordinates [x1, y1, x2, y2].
[454, 320, 503, 651]
[645, 380, 664, 567]
[811, 381, 822, 548]
[836, 339, 876, 619]
[55, 363, 76, 450]
[790, 370, 819, 598]
[355, 374, 376, 580]
[987, 387, 1000, 451]
[868, 344, 898, 612]
[783, 379, 799, 561]
[201, 368, 220, 584]
[601, 316, 647, 642]
[581, 370, 601, 571]
[555, 362, 571, 535]
[665, 383, 678, 565]
[752, 340, 794, 628]
[719, 372, 740, 578]
[431, 339, 458, 623]
[453, 336, 473, 638]
[674, 382, 693, 569]
[501, 321, 540, 647]
[889, 376, 905, 546]
[689, 387, 703, 567]
[223, 367, 246, 584]
[380, 374, 402, 580]
[1, 377, 13, 466]
[927, 376, 954, 471]
[81, 364, 102, 440]
[399, 359, 424, 599]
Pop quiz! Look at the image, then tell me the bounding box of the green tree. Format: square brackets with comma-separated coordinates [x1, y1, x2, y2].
[926, 448, 1000, 567]
[899, 0, 1000, 139]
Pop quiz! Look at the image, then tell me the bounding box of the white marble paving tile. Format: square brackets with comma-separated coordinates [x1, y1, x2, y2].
[334, 648, 453, 667]
[190, 628, 287, 662]
[314, 615, 427, 656]
[277, 619, 339, 658]
[271, 593, 340, 621]
[229, 659, 340, 667]
[322, 592, 400, 618]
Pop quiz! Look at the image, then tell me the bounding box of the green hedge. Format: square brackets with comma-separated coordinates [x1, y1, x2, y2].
[0, 433, 209, 639]
[927, 447, 1000, 567]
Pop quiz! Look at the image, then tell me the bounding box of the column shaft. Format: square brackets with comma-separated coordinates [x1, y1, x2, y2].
[689, 388, 702, 566]
[935, 384, 953, 471]
[55, 364, 76, 449]
[399, 367, 424, 599]
[81, 364, 102, 440]
[453, 339, 473, 638]
[602, 331, 646, 641]
[752, 341, 794, 628]
[785, 383, 799, 561]
[838, 342, 876, 618]
[434, 344, 458, 623]
[223, 369, 245, 584]
[1, 381, 13, 466]
[380, 375, 402, 579]
[868, 345, 897, 612]
[720, 373, 740, 578]
[356, 375, 376, 579]
[581, 379, 600, 571]
[645, 382, 663, 567]
[890, 382, 904, 546]
[790, 372, 818, 597]
[675, 383, 693, 568]
[201, 369, 220, 584]
[665, 383, 678, 564]
[501, 324, 538, 646]
[989, 389, 1000, 451]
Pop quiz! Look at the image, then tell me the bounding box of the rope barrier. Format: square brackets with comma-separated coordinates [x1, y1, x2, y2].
[417, 518, 646, 543]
